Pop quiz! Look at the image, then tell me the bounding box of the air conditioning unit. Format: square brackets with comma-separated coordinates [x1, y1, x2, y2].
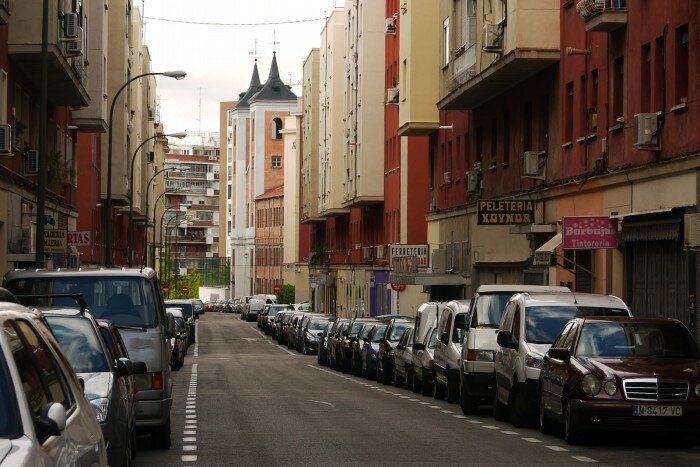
[386, 87, 399, 105]
[375, 244, 386, 260]
[684, 213, 700, 250]
[0, 124, 11, 154]
[431, 247, 450, 274]
[147, 108, 156, 121]
[483, 23, 502, 52]
[443, 171, 452, 184]
[63, 12, 79, 39]
[65, 27, 84, 56]
[633, 113, 660, 150]
[466, 170, 480, 193]
[384, 17, 396, 35]
[25, 150, 38, 174]
[362, 246, 373, 261]
[523, 151, 545, 177]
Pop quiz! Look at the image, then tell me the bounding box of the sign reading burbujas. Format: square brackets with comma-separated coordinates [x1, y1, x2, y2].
[44, 229, 67, 254]
[562, 216, 618, 249]
[389, 244, 429, 272]
[477, 199, 535, 225]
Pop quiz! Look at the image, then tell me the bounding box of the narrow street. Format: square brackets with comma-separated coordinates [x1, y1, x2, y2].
[135, 313, 700, 466]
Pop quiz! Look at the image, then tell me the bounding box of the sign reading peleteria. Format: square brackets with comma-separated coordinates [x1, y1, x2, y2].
[477, 199, 535, 225]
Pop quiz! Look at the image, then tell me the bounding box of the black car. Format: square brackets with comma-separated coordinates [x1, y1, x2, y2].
[299, 315, 331, 355]
[352, 322, 377, 376]
[327, 319, 350, 370]
[165, 299, 197, 344]
[317, 321, 335, 366]
[376, 318, 414, 385]
[337, 318, 375, 373]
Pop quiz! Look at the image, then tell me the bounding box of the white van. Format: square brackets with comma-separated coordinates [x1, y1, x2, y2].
[493, 292, 631, 426]
[457, 284, 570, 414]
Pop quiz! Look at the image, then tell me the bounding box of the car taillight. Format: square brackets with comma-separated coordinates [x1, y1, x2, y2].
[152, 372, 164, 390]
[426, 360, 434, 368]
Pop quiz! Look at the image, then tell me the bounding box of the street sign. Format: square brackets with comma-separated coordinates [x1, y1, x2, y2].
[390, 283, 406, 292]
[162, 285, 170, 294]
[67, 231, 91, 246]
[181, 286, 189, 294]
[44, 229, 67, 254]
[389, 244, 429, 268]
[273, 284, 282, 293]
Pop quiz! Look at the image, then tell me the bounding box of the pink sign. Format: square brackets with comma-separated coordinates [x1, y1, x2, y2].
[562, 216, 618, 250]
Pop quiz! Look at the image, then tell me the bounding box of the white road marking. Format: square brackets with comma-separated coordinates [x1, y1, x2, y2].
[419, 402, 430, 405]
[501, 431, 518, 435]
[441, 410, 454, 414]
[571, 456, 598, 463]
[186, 414, 197, 419]
[183, 445, 197, 451]
[182, 455, 197, 462]
[307, 400, 334, 407]
[183, 437, 197, 442]
[184, 430, 196, 435]
[453, 415, 467, 419]
[409, 399, 420, 402]
[399, 396, 410, 399]
[482, 425, 499, 430]
[522, 438, 542, 443]
[545, 446, 568, 452]
[428, 405, 440, 409]
[185, 425, 197, 430]
[468, 420, 482, 424]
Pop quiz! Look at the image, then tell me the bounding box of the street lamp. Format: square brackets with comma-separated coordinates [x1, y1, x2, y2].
[146, 188, 178, 268]
[163, 212, 191, 289]
[158, 204, 189, 279]
[104, 70, 186, 267]
[127, 131, 187, 266]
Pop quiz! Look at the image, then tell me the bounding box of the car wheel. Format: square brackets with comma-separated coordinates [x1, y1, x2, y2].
[563, 396, 584, 445]
[433, 376, 446, 400]
[152, 416, 171, 449]
[508, 384, 529, 428]
[446, 373, 459, 404]
[493, 381, 508, 422]
[421, 369, 433, 397]
[459, 377, 478, 414]
[539, 392, 557, 435]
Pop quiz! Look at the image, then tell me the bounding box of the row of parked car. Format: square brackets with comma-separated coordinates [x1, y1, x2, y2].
[0, 268, 200, 466]
[249, 285, 700, 445]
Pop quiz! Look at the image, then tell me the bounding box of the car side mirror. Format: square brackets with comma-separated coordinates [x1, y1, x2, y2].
[440, 332, 449, 345]
[547, 347, 571, 361]
[413, 343, 426, 351]
[454, 314, 469, 330]
[396, 344, 405, 350]
[36, 402, 67, 438]
[132, 361, 148, 374]
[115, 357, 134, 377]
[165, 313, 176, 339]
[497, 330, 518, 350]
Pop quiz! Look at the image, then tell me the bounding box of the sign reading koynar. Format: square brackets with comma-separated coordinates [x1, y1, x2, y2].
[477, 199, 534, 225]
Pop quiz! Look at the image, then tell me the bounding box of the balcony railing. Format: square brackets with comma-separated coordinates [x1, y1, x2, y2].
[576, 0, 627, 32]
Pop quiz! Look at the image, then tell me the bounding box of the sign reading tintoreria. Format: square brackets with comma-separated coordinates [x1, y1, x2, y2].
[477, 200, 535, 225]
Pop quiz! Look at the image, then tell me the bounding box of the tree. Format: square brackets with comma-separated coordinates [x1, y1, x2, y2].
[277, 284, 295, 304]
[177, 270, 201, 298]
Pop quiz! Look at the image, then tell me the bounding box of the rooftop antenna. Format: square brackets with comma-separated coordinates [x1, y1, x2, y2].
[249, 39, 258, 62]
[196, 87, 203, 140]
[272, 29, 280, 54]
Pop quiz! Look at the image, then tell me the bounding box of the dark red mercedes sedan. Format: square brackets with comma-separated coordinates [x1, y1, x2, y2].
[539, 316, 700, 444]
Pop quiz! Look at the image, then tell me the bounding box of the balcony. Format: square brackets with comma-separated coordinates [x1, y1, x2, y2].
[576, 0, 627, 32]
[170, 235, 207, 244]
[8, 1, 89, 107]
[0, 0, 13, 25]
[438, 0, 559, 110]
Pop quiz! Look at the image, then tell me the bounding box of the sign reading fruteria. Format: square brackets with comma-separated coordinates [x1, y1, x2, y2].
[44, 229, 67, 254]
[562, 216, 618, 249]
[389, 244, 429, 268]
[477, 199, 534, 225]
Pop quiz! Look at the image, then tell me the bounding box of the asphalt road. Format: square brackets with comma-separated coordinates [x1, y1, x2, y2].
[136, 313, 700, 466]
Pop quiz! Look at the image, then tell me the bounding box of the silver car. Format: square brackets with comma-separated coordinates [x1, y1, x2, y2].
[393, 327, 414, 388]
[411, 326, 438, 396]
[0, 303, 108, 466]
[433, 300, 470, 403]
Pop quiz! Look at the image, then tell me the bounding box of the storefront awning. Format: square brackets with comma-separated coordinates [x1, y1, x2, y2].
[533, 232, 562, 266]
[610, 208, 673, 220]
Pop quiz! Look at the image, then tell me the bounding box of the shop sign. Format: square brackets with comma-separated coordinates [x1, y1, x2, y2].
[563, 216, 618, 249]
[389, 244, 429, 267]
[44, 229, 67, 254]
[309, 275, 326, 286]
[392, 256, 418, 274]
[477, 199, 535, 225]
[67, 231, 91, 246]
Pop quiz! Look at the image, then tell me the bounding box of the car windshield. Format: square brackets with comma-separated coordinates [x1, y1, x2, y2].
[174, 317, 185, 328]
[8, 276, 158, 328]
[0, 354, 21, 438]
[282, 314, 293, 324]
[46, 317, 110, 373]
[360, 325, 374, 339]
[389, 323, 411, 341]
[472, 293, 513, 328]
[577, 321, 700, 358]
[309, 319, 329, 331]
[371, 325, 387, 343]
[268, 307, 286, 317]
[166, 301, 193, 319]
[350, 321, 366, 335]
[575, 306, 628, 317]
[525, 306, 578, 344]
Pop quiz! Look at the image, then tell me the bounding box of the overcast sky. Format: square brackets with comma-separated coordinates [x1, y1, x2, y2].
[142, 0, 340, 135]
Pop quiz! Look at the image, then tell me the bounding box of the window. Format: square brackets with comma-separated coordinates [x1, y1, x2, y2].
[467, 0, 477, 47]
[271, 117, 282, 140]
[613, 56, 624, 120]
[579, 75, 587, 136]
[564, 82, 574, 143]
[271, 156, 282, 168]
[490, 118, 497, 166]
[589, 69, 599, 132]
[675, 25, 689, 104]
[641, 43, 651, 112]
[502, 114, 510, 166]
[443, 17, 450, 67]
[653, 36, 665, 111]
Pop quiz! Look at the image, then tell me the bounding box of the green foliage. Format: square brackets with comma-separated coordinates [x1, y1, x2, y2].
[276, 284, 295, 304]
[177, 270, 200, 299]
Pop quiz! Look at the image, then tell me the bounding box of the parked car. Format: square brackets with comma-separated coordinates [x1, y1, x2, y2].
[317, 321, 335, 366]
[352, 322, 377, 376]
[246, 298, 266, 323]
[299, 315, 331, 355]
[457, 284, 570, 415]
[166, 309, 188, 370]
[377, 318, 414, 385]
[393, 327, 415, 388]
[328, 319, 350, 370]
[6, 267, 178, 449]
[204, 301, 215, 313]
[271, 310, 292, 341]
[235, 296, 252, 314]
[494, 292, 631, 427]
[253, 294, 279, 305]
[192, 298, 205, 316]
[44, 308, 147, 466]
[361, 323, 387, 380]
[433, 300, 470, 403]
[286, 312, 307, 350]
[262, 304, 293, 335]
[276, 311, 295, 346]
[412, 326, 439, 396]
[540, 316, 700, 444]
[340, 318, 376, 374]
[0, 303, 108, 466]
[257, 304, 270, 328]
[294, 313, 324, 351]
[165, 299, 197, 345]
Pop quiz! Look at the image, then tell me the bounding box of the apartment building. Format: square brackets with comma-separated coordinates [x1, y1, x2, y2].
[219, 101, 236, 261]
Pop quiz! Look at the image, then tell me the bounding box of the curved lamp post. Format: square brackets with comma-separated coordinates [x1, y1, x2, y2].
[145, 188, 178, 268]
[127, 131, 187, 266]
[104, 70, 186, 267]
[158, 204, 189, 280]
[163, 212, 191, 289]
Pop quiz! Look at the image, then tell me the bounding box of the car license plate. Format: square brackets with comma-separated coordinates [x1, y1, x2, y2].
[633, 405, 682, 417]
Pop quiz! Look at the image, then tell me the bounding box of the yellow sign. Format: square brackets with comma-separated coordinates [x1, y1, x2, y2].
[477, 199, 534, 225]
[44, 229, 67, 254]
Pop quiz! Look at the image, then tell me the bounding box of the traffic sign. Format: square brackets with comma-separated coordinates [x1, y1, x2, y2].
[162, 285, 170, 293]
[181, 286, 189, 294]
[390, 283, 406, 292]
[273, 284, 282, 293]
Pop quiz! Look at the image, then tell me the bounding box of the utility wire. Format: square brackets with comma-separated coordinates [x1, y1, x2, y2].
[143, 16, 327, 26]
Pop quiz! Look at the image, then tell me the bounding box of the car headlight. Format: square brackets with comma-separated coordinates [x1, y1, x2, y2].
[525, 353, 543, 369]
[90, 397, 110, 423]
[581, 373, 601, 396]
[695, 383, 700, 398]
[603, 380, 618, 396]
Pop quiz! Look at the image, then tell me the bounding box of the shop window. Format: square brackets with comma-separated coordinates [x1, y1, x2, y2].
[675, 25, 689, 104]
